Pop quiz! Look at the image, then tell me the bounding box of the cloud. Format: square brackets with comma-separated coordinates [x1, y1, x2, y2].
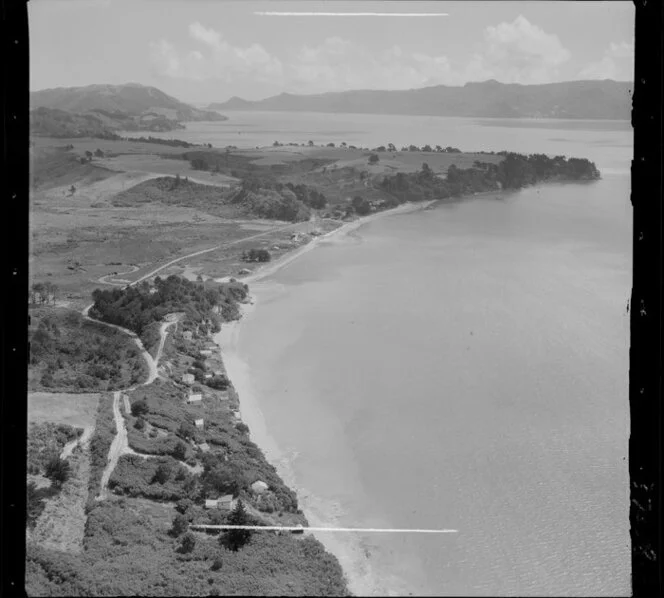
[282, 37, 460, 92]
[464, 15, 571, 84]
[578, 41, 634, 80]
[149, 16, 580, 95]
[150, 22, 283, 84]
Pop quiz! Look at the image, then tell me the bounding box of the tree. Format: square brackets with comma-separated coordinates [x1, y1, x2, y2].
[435, 145, 443, 152]
[352, 196, 371, 216]
[170, 513, 189, 537]
[387, 143, 396, 152]
[210, 557, 223, 571]
[131, 400, 149, 417]
[368, 153, 379, 164]
[27, 481, 45, 527]
[173, 441, 187, 461]
[133, 417, 146, 431]
[422, 145, 432, 153]
[221, 499, 252, 551]
[44, 456, 70, 487]
[308, 140, 314, 147]
[152, 463, 172, 485]
[85, 150, 93, 160]
[94, 148, 104, 158]
[179, 531, 196, 553]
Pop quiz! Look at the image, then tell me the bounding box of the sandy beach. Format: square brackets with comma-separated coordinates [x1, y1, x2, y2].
[213, 200, 437, 596]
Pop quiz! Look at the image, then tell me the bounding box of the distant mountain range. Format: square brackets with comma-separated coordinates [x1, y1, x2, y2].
[30, 83, 227, 136]
[208, 80, 632, 120]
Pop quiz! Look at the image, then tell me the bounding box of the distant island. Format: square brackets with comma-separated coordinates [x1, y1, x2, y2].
[30, 83, 228, 137]
[207, 79, 632, 120]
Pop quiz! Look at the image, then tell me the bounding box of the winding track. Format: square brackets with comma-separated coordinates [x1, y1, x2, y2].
[87, 309, 177, 500]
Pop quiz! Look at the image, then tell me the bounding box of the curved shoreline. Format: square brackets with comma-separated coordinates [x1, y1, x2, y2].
[213, 200, 437, 596]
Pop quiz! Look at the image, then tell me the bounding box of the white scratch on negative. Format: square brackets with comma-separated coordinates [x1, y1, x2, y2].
[254, 12, 449, 17]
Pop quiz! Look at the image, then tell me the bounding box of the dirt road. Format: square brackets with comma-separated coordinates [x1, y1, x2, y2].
[97, 392, 127, 501]
[95, 314, 175, 500]
[60, 426, 95, 460]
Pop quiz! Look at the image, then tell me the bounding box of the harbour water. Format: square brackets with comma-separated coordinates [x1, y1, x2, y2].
[210, 113, 632, 595]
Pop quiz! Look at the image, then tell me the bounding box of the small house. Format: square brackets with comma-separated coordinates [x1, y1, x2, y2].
[232, 411, 241, 420]
[204, 499, 219, 509]
[213, 370, 224, 377]
[251, 480, 269, 494]
[187, 393, 202, 404]
[183, 331, 193, 341]
[194, 418, 204, 428]
[218, 495, 234, 511]
[181, 374, 195, 385]
[199, 350, 213, 358]
[198, 442, 210, 453]
[204, 373, 213, 379]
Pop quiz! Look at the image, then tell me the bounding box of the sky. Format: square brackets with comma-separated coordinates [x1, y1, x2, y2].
[29, 0, 635, 104]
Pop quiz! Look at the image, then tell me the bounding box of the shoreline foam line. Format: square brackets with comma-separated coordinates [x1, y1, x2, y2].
[191, 525, 459, 533]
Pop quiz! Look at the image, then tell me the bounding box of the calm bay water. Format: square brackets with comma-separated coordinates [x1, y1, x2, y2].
[209, 114, 632, 596]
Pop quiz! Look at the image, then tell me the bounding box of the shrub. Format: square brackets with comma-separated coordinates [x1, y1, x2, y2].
[131, 400, 149, 417]
[175, 498, 194, 515]
[235, 422, 249, 435]
[210, 557, 223, 571]
[172, 441, 187, 461]
[170, 513, 189, 537]
[133, 417, 146, 430]
[152, 463, 172, 485]
[44, 456, 71, 487]
[179, 532, 196, 553]
[206, 375, 229, 391]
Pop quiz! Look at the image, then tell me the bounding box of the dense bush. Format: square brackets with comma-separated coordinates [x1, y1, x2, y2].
[206, 375, 229, 391]
[27, 499, 350, 597]
[28, 308, 147, 392]
[87, 395, 117, 509]
[109, 455, 193, 501]
[241, 248, 271, 263]
[27, 422, 81, 474]
[89, 275, 247, 336]
[379, 151, 600, 206]
[44, 456, 71, 487]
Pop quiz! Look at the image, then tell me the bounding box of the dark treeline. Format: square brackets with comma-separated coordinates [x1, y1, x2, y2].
[89, 275, 249, 338]
[380, 151, 600, 204]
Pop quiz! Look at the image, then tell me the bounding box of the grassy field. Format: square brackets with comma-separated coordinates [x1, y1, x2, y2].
[28, 136, 505, 310]
[28, 392, 100, 428]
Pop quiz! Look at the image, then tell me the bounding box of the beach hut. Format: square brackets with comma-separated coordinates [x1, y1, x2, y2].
[181, 374, 195, 385]
[187, 393, 202, 404]
[194, 418, 204, 428]
[251, 480, 269, 494]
